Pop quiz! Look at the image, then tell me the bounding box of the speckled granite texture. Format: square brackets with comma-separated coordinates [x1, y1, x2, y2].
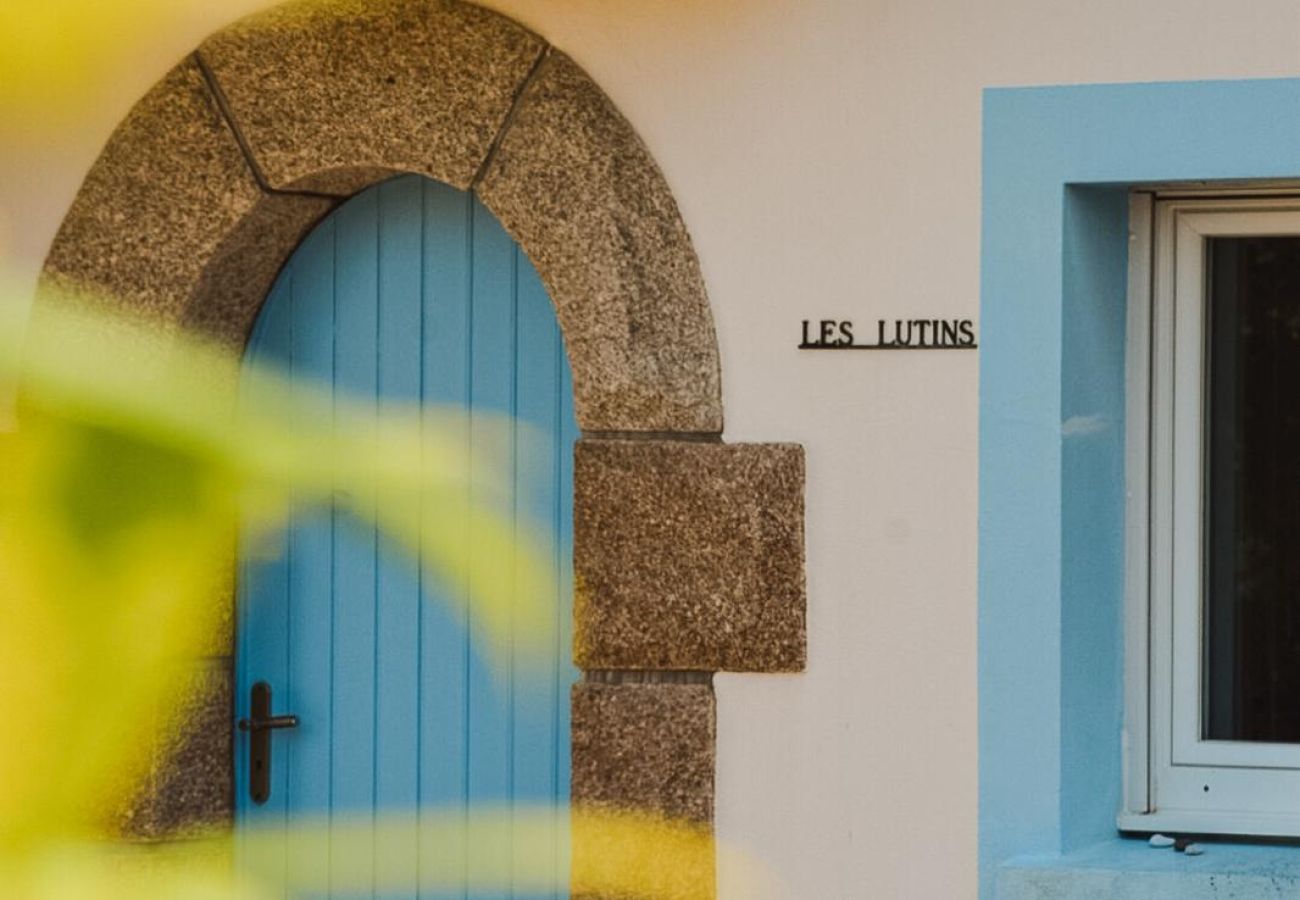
[40, 60, 327, 328]
[183, 192, 334, 348]
[477, 51, 722, 434]
[48, 2, 722, 434]
[572, 682, 715, 824]
[575, 440, 807, 672]
[120, 663, 232, 840]
[198, 0, 544, 194]
[572, 682, 717, 900]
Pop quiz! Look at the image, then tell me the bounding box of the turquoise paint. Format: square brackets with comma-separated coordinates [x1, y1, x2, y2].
[236, 175, 578, 899]
[980, 78, 1300, 899]
[1058, 187, 1128, 853]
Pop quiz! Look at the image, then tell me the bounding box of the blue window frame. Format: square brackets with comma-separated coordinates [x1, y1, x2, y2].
[980, 79, 1300, 899]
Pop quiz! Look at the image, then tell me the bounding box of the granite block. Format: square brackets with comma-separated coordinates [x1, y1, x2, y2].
[477, 52, 722, 433]
[122, 662, 233, 840]
[193, 551, 237, 659]
[199, 0, 544, 193]
[571, 683, 717, 900]
[182, 192, 335, 349]
[40, 59, 309, 327]
[574, 440, 806, 672]
[571, 682, 715, 824]
[153, 662, 233, 837]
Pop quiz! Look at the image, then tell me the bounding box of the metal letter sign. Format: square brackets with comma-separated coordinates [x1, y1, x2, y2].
[798, 318, 978, 350]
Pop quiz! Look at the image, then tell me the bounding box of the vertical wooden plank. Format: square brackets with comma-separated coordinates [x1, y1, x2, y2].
[375, 175, 424, 898]
[286, 219, 337, 894]
[468, 197, 517, 900]
[555, 352, 578, 900]
[331, 189, 380, 899]
[419, 180, 473, 900]
[236, 274, 293, 898]
[239, 176, 578, 900]
[512, 251, 562, 899]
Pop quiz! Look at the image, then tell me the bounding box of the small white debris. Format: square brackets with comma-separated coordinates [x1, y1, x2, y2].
[1182, 843, 1205, 856]
[1062, 414, 1110, 438]
[1149, 834, 1176, 848]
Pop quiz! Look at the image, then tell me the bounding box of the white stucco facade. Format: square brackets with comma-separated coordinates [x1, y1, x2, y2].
[7, 2, 1300, 897]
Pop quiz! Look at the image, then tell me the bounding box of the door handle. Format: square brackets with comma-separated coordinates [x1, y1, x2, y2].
[238, 681, 297, 805]
[238, 714, 299, 732]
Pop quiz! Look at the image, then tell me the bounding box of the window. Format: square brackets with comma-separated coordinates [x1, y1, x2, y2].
[1123, 193, 1300, 836]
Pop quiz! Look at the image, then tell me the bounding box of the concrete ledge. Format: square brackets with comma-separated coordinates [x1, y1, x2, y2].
[574, 440, 806, 672]
[998, 839, 1300, 900]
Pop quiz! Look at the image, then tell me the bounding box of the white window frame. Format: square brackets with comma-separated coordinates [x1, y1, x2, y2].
[1121, 192, 1300, 837]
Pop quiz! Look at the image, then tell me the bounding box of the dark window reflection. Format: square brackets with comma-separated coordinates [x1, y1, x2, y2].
[1205, 236, 1300, 743]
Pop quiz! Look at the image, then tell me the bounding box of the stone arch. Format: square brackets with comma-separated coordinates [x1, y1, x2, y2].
[43, 0, 721, 434]
[39, 1, 805, 893]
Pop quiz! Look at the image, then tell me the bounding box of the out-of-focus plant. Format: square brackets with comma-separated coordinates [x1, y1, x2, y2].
[1, 294, 556, 846]
[0, 807, 722, 900]
[1, 0, 774, 892]
[1, 0, 171, 125]
[0, 0, 272, 131]
[0, 293, 756, 900]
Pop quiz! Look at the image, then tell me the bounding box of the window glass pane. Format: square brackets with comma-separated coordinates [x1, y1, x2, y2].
[1205, 236, 1300, 743]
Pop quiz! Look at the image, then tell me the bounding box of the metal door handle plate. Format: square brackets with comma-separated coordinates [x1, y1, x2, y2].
[241, 681, 297, 805]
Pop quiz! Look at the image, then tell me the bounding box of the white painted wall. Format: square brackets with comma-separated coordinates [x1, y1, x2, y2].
[6, 1, 1300, 896]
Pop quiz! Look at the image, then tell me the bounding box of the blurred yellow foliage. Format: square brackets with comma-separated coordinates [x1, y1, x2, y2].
[0, 806, 728, 900]
[0, 295, 549, 847]
[0, 0, 762, 893]
[0, 294, 761, 899]
[1, 0, 184, 125]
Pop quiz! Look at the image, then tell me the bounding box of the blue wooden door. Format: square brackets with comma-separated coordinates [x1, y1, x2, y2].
[235, 174, 578, 899]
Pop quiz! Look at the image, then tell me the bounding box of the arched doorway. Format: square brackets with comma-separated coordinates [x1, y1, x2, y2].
[40, 4, 806, 895]
[236, 174, 577, 895]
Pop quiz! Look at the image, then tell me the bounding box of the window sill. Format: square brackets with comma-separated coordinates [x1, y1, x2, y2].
[998, 837, 1300, 900]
